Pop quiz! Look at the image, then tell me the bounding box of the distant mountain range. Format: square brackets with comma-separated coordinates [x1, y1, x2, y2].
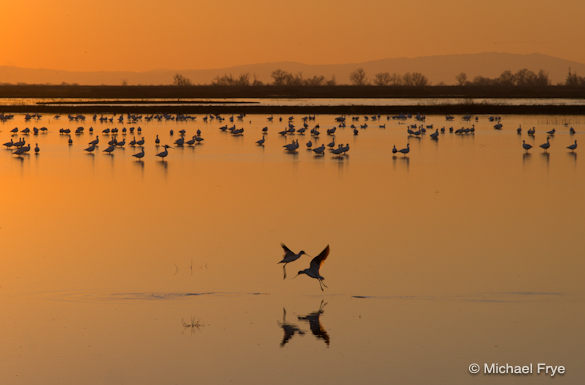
[1, 53, 584, 86]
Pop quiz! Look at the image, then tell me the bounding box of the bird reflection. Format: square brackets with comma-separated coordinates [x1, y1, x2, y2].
[568, 151, 577, 166]
[541, 151, 550, 166]
[278, 308, 304, 347]
[298, 300, 330, 347]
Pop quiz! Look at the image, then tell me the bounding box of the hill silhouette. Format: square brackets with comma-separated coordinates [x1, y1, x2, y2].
[1, 53, 584, 85]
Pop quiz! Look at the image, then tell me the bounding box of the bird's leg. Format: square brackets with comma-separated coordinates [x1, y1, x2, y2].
[319, 280, 324, 291]
[283, 263, 287, 280]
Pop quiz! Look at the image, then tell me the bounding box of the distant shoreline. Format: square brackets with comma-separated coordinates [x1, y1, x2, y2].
[1, 85, 585, 115]
[36, 100, 259, 105]
[2, 104, 585, 115]
[1, 85, 585, 99]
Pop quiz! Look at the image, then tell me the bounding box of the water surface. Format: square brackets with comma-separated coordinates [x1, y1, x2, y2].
[0, 112, 584, 384]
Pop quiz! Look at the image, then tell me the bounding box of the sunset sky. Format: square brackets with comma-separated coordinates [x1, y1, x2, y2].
[1, 0, 584, 71]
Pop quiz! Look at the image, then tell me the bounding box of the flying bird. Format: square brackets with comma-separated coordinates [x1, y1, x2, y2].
[278, 243, 308, 279]
[297, 245, 330, 291]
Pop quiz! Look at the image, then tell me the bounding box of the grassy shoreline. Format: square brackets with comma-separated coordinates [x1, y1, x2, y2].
[1, 84, 585, 99]
[2, 104, 585, 115]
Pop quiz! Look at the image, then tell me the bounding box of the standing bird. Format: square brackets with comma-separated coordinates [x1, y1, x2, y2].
[392, 145, 397, 154]
[312, 144, 326, 155]
[398, 143, 410, 156]
[522, 140, 532, 152]
[256, 136, 266, 146]
[567, 140, 578, 152]
[156, 145, 171, 160]
[278, 243, 308, 279]
[297, 245, 330, 291]
[34, 143, 40, 153]
[155, 135, 160, 145]
[540, 137, 551, 152]
[84, 143, 97, 153]
[132, 147, 145, 159]
[103, 144, 115, 154]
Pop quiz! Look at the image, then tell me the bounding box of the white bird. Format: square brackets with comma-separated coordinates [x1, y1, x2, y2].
[312, 144, 325, 155]
[398, 143, 410, 156]
[277, 243, 308, 279]
[13, 144, 31, 155]
[540, 137, 550, 152]
[297, 245, 330, 291]
[283, 140, 299, 152]
[567, 140, 577, 152]
[132, 147, 145, 159]
[156, 145, 171, 160]
[14, 138, 26, 147]
[522, 140, 532, 152]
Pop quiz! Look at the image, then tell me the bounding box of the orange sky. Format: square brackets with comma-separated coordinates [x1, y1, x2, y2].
[1, 0, 584, 71]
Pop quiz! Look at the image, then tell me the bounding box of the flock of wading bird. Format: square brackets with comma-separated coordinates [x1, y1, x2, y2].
[0, 113, 580, 160]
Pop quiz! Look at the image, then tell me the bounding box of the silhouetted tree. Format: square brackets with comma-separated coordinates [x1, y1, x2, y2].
[455, 72, 468, 86]
[211, 73, 254, 86]
[566, 69, 585, 86]
[271, 69, 289, 86]
[470, 69, 550, 87]
[304, 75, 326, 86]
[173, 73, 192, 86]
[389, 73, 403, 86]
[498, 70, 515, 86]
[403, 72, 428, 86]
[349, 68, 368, 85]
[373, 72, 392, 86]
[270, 69, 330, 86]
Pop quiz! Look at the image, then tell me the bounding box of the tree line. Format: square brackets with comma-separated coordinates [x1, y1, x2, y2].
[171, 68, 585, 87]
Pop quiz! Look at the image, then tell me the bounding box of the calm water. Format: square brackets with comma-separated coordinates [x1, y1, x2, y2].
[1, 112, 584, 384]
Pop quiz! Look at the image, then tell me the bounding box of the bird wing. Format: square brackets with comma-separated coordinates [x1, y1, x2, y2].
[281, 243, 294, 255]
[310, 245, 330, 272]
